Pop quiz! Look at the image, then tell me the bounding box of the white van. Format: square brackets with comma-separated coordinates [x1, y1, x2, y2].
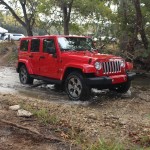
[3, 33, 25, 41]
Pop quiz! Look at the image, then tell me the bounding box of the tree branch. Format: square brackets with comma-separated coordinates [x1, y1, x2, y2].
[19, 0, 28, 25]
[67, 0, 74, 22]
[0, 119, 61, 143]
[0, 0, 26, 27]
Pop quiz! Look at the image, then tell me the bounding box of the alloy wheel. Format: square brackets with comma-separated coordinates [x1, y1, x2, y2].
[67, 76, 82, 98]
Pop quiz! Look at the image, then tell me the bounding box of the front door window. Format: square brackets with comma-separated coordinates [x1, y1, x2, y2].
[43, 39, 56, 54]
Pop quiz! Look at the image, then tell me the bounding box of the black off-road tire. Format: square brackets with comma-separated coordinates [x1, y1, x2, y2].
[54, 84, 64, 91]
[19, 65, 33, 84]
[109, 81, 131, 93]
[65, 72, 91, 101]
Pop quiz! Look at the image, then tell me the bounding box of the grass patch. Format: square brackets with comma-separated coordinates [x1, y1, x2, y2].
[140, 135, 150, 147]
[88, 139, 125, 150]
[33, 108, 59, 125]
[20, 103, 59, 125]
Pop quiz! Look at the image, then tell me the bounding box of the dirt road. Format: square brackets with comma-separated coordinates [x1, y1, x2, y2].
[0, 66, 150, 149]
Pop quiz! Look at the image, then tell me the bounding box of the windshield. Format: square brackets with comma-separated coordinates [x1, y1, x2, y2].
[58, 37, 95, 51]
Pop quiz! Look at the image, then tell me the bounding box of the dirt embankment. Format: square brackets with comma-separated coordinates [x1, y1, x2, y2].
[0, 41, 18, 66]
[0, 42, 150, 149]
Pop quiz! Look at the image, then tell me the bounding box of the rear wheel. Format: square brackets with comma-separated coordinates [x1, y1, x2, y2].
[19, 65, 33, 84]
[109, 81, 131, 93]
[65, 72, 91, 101]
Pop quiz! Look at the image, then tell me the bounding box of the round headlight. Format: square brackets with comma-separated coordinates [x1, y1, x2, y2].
[120, 60, 125, 67]
[94, 62, 102, 70]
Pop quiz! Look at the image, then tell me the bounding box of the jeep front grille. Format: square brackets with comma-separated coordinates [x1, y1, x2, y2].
[102, 61, 121, 74]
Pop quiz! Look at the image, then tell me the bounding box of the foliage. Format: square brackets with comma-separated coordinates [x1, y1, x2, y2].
[1, 0, 150, 64]
[33, 108, 59, 125]
[37, 0, 114, 35]
[0, 0, 39, 35]
[88, 139, 125, 150]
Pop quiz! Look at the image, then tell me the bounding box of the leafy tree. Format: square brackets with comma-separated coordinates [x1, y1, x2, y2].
[39, 0, 113, 35]
[0, 0, 39, 36]
[111, 0, 149, 51]
[37, 1, 63, 35]
[39, 0, 74, 35]
[133, 0, 148, 49]
[60, 0, 74, 35]
[72, 0, 115, 39]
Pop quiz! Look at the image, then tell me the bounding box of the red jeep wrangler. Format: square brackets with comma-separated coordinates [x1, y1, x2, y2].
[16, 35, 135, 100]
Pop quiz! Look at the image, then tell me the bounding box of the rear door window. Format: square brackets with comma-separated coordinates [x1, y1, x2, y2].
[20, 40, 29, 51]
[31, 39, 40, 52]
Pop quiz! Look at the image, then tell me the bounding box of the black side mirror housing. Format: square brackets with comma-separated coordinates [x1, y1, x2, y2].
[47, 47, 56, 54]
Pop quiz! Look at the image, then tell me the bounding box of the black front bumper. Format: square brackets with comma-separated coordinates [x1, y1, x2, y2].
[85, 72, 136, 86]
[127, 72, 136, 81]
[85, 76, 112, 86]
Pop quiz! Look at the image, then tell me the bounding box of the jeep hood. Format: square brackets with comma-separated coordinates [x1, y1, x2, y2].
[61, 51, 122, 62]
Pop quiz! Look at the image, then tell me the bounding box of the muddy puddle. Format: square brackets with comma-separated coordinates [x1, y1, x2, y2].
[0, 67, 66, 97]
[0, 67, 91, 105]
[0, 67, 149, 105]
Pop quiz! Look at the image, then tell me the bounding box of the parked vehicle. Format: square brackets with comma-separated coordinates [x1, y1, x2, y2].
[16, 35, 135, 101]
[3, 33, 24, 41]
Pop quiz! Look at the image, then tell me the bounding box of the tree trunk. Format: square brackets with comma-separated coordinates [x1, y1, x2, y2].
[63, 18, 69, 35]
[62, 5, 69, 35]
[118, 0, 130, 51]
[61, 0, 73, 35]
[0, 0, 35, 36]
[26, 24, 33, 36]
[121, 0, 128, 30]
[133, 0, 148, 49]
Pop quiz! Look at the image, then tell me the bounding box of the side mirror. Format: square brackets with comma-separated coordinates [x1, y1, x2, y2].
[47, 47, 56, 54]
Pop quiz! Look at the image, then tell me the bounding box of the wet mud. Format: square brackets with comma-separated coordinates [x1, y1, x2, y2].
[0, 66, 149, 104]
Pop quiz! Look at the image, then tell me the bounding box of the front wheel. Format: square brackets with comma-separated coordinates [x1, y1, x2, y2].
[65, 72, 91, 101]
[19, 65, 33, 84]
[109, 81, 131, 93]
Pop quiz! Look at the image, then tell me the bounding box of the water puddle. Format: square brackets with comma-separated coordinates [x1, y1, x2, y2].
[0, 66, 149, 105]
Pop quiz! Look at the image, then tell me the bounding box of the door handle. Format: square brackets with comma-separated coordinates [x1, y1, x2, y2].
[40, 56, 45, 59]
[29, 55, 33, 58]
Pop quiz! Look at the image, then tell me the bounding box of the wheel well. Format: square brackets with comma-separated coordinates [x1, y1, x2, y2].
[62, 68, 82, 83]
[17, 62, 25, 72]
[62, 67, 95, 83]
